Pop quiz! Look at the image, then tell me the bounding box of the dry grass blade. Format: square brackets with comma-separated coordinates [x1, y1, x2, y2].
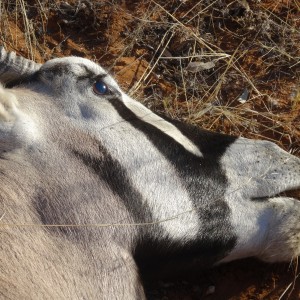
[0, 0, 300, 299]
[279, 258, 299, 300]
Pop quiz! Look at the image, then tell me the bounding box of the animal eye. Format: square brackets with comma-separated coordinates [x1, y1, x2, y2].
[93, 81, 108, 95]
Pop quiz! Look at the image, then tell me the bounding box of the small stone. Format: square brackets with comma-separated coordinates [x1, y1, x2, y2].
[238, 88, 249, 103]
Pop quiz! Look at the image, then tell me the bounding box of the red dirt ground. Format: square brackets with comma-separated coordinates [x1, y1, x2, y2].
[1, 0, 300, 299]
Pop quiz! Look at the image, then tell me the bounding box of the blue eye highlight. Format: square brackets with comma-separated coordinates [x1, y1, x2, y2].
[93, 81, 108, 95]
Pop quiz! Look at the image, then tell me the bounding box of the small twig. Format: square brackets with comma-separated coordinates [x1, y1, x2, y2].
[279, 273, 299, 300]
[278, 257, 299, 300]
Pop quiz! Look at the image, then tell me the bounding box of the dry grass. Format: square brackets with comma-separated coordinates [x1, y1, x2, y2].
[2, 0, 298, 154]
[0, 1, 300, 299]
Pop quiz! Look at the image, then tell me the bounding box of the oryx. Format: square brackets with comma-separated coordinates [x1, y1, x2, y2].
[0, 47, 299, 299]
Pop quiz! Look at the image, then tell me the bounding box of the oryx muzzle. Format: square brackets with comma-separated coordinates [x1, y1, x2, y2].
[0, 47, 299, 299]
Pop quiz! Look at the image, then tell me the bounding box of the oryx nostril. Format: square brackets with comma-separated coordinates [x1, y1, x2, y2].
[1, 46, 300, 299]
[284, 189, 300, 201]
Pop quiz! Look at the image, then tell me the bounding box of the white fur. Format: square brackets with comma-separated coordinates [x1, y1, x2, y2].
[0, 86, 39, 144]
[123, 94, 203, 157]
[0, 84, 19, 122]
[76, 99, 201, 241]
[220, 138, 300, 262]
[1, 55, 300, 300]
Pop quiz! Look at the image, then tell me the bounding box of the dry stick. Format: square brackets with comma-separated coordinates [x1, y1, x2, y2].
[279, 268, 299, 300]
[110, 2, 177, 74]
[191, 44, 249, 114]
[183, 49, 252, 125]
[36, 0, 49, 50]
[129, 26, 175, 96]
[258, 42, 295, 62]
[19, 0, 34, 60]
[228, 54, 299, 138]
[1, 159, 288, 230]
[0, 38, 20, 53]
[14, 1, 18, 48]
[50, 35, 71, 54]
[103, 5, 153, 71]
[280, 280, 296, 300]
[170, 0, 185, 16]
[262, 6, 300, 34]
[130, 1, 230, 102]
[179, 58, 191, 118]
[0, 176, 257, 229]
[287, 257, 299, 299]
[259, 7, 300, 67]
[213, 107, 295, 143]
[185, 0, 220, 24]
[0, 213, 192, 228]
[181, 1, 203, 19]
[201, 102, 288, 141]
[232, 63, 262, 96]
[204, 42, 243, 106]
[151, 0, 220, 54]
[209, 23, 264, 98]
[290, 60, 300, 68]
[160, 54, 231, 60]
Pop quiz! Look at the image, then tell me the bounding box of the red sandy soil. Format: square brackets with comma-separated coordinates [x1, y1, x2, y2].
[1, 0, 300, 299]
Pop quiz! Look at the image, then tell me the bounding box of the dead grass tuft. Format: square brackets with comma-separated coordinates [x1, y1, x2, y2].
[0, 1, 300, 299]
[1, 1, 299, 155]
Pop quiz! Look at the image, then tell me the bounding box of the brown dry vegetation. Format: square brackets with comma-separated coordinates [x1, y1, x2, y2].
[0, 0, 300, 299]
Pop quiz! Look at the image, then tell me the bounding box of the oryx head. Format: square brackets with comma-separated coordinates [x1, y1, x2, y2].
[1, 47, 300, 300]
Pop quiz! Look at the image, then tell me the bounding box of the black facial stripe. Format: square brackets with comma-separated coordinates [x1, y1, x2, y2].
[159, 114, 238, 156]
[34, 140, 159, 241]
[109, 97, 237, 261]
[71, 143, 157, 228]
[71, 142, 173, 250]
[71, 138, 236, 266]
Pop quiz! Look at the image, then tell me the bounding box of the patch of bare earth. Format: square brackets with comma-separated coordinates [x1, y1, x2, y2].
[0, 0, 299, 299]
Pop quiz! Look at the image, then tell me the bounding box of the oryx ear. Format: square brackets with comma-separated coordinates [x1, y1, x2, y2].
[0, 46, 41, 85]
